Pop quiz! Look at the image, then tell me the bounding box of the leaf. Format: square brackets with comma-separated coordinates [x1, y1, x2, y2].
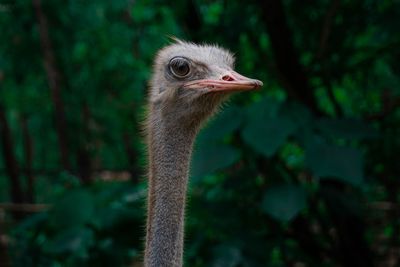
[246, 96, 281, 118]
[45, 227, 94, 255]
[191, 143, 240, 180]
[305, 140, 364, 185]
[241, 97, 297, 157]
[212, 244, 242, 267]
[280, 101, 313, 128]
[50, 189, 95, 229]
[199, 106, 244, 142]
[316, 118, 379, 139]
[13, 212, 48, 233]
[242, 117, 297, 157]
[261, 185, 307, 222]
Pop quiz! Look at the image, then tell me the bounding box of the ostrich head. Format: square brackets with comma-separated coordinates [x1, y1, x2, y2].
[148, 40, 263, 126]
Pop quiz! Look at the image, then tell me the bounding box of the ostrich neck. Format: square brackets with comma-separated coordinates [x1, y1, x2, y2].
[144, 110, 199, 267]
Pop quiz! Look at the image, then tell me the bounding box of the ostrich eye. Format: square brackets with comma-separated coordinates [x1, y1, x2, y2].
[169, 57, 190, 78]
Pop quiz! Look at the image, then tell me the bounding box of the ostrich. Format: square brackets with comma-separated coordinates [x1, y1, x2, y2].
[144, 40, 262, 267]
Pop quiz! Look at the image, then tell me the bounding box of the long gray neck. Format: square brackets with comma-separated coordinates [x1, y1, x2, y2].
[144, 109, 199, 267]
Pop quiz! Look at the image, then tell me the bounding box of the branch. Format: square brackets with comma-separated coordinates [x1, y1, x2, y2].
[322, 75, 344, 117]
[315, 0, 341, 60]
[0, 203, 50, 213]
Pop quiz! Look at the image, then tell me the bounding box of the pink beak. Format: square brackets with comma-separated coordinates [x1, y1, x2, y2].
[183, 70, 263, 92]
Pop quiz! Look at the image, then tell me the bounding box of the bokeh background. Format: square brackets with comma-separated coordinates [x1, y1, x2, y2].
[0, 0, 400, 266]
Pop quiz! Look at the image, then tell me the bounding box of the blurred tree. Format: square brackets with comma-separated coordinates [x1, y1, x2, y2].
[0, 104, 23, 204]
[33, 0, 71, 173]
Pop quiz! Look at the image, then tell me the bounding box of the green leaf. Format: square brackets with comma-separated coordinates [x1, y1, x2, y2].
[191, 143, 240, 179]
[13, 213, 48, 233]
[246, 96, 281, 118]
[45, 227, 94, 255]
[279, 101, 313, 128]
[212, 244, 242, 267]
[241, 97, 297, 157]
[316, 118, 379, 139]
[203, 2, 224, 25]
[242, 117, 297, 157]
[261, 185, 307, 222]
[199, 106, 244, 142]
[50, 189, 95, 229]
[305, 140, 364, 185]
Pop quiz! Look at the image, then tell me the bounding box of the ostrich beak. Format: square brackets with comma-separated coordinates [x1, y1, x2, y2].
[183, 70, 263, 92]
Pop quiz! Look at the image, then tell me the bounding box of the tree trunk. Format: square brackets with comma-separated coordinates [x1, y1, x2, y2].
[32, 0, 70, 171]
[0, 105, 23, 204]
[76, 103, 92, 184]
[21, 114, 35, 203]
[260, 0, 322, 116]
[0, 209, 11, 267]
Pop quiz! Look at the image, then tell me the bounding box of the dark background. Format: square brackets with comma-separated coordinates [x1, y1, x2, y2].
[0, 0, 400, 266]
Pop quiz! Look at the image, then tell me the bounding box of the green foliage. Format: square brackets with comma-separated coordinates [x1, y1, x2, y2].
[316, 118, 379, 139]
[11, 182, 145, 267]
[50, 189, 95, 229]
[192, 143, 240, 180]
[192, 106, 243, 180]
[305, 139, 364, 186]
[242, 97, 298, 157]
[261, 185, 307, 222]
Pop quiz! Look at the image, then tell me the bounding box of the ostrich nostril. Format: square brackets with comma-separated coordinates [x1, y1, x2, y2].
[222, 75, 235, 81]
